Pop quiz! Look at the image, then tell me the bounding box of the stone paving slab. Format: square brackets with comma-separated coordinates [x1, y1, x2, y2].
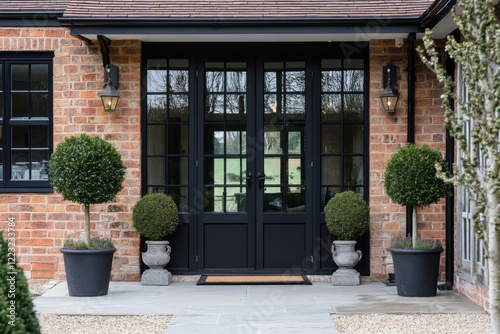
[34, 281, 484, 334]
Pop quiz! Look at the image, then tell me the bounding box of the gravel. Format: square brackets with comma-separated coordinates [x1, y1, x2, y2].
[332, 313, 492, 334]
[30, 280, 492, 334]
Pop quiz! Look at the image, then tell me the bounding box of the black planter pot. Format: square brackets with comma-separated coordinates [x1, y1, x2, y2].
[60, 248, 116, 297]
[388, 247, 443, 297]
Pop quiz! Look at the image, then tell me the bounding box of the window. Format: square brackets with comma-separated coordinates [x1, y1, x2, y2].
[456, 64, 487, 280]
[0, 54, 53, 191]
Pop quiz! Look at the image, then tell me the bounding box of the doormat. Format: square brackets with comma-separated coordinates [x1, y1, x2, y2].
[196, 274, 312, 285]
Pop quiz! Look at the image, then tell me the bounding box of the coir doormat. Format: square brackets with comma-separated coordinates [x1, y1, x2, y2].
[196, 274, 312, 285]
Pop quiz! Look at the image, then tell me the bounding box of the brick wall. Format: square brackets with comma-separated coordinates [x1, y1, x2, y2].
[0, 28, 142, 281]
[368, 39, 447, 281]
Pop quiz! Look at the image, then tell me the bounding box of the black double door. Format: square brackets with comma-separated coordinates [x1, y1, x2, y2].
[199, 58, 312, 272]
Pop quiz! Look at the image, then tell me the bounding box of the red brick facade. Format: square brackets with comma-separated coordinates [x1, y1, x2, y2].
[0, 28, 142, 281]
[0, 29, 487, 311]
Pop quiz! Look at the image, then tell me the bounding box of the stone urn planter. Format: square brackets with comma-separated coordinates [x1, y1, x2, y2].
[141, 240, 172, 285]
[133, 193, 179, 286]
[325, 191, 370, 286]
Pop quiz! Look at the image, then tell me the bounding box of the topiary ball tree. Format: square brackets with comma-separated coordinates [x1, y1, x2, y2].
[48, 134, 126, 248]
[0, 233, 40, 334]
[384, 143, 451, 247]
[325, 190, 370, 240]
[132, 193, 179, 240]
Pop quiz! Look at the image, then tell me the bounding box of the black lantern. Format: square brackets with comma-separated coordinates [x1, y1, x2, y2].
[380, 65, 399, 113]
[98, 36, 120, 112]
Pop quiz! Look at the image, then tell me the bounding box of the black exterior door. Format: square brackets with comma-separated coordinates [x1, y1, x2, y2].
[142, 43, 370, 275]
[198, 58, 311, 271]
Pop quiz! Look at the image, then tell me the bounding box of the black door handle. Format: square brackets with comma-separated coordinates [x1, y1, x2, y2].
[258, 173, 266, 189]
[244, 173, 252, 188]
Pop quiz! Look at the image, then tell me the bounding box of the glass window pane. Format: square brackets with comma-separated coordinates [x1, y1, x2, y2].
[321, 59, 341, 69]
[226, 94, 246, 116]
[344, 156, 364, 186]
[288, 158, 302, 185]
[12, 126, 29, 148]
[32, 93, 48, 117]
[226, 70, 246, 92]
[147, 125, 165, 155]
[169, 70, 188, 92]
[321, 125, 341, 154]
[226, 131, 242, 155]
[264, 94, 280, 114]
[286, 70, 305, 92]
[168, 157, 189, 185]
[264, 71, 278, 92]
[344, 125, 364, 154]
[286, 187, 305, 212]
[321, 156, 341, 185]
[30, 151, 48, 180]
[31, 64, 49, 90]
[226, 158, 242, 185]
[0, 125, 3, 146]
[147, 70, 167, 92]
[0, 151, 3, 181]
[168, 124, 188, 154]
[12, 93, 29, 118]
[0, 64, 2, 91]
[288, 131, 301, 154]
[32, 126, 48, 148]
[344, 59, 364, 69]
[169, 94, 189, 121]
[170, 59, 188, 68]
[321, 70, 342, 92]
[147, 95, 167, 122]
[147, 59, 167, 68]
[344, 70, 364, 92]
[264, 157, 281, 185]
[212, 186, 224, 212]
[147, 157, 165, 184]
[205, 94, 224, 116]
[213, 158, 224, 184]
[264, 128, 282, 154]
[264, 190, 283, 212]
[212, 131, 224, 155]
[206, 71, 224, 92]
[172, 186, 189, 213]
[11, 151, 29, 180]
[12, 65, 29, 90]
[344, 94, 364, 122]
[286, 94, 305, 115]
[321, 94, 341, 121]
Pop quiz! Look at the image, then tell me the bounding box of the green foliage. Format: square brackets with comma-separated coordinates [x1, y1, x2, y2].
[324, 191, 370, 240]
[133, 193, 179, 240]
[0, 232, 40, 334]
[49, 134, 126, 206]
[384, 144, 451, 207]
[63, 238, 114, 250]
[390, 235, 442, 250]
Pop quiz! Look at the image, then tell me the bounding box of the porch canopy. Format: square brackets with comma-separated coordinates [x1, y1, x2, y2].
[46, 0, 456, 42]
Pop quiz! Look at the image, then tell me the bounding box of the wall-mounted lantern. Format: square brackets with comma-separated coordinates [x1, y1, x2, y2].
[380, 64, 399, 113]
[97, 35, 120, 112]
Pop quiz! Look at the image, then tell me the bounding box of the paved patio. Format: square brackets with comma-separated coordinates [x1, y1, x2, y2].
[34, 280, 485, 334]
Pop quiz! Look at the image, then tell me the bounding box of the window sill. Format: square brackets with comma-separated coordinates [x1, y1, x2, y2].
[0, 187, 53, 193]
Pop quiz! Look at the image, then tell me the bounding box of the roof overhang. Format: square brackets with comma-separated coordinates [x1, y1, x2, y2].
[59, 17, 426, 43]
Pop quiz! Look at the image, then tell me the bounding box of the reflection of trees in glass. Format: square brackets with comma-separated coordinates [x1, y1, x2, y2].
[147, 67, 189, 121]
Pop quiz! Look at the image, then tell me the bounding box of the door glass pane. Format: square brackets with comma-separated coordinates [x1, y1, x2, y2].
[288, 157, 302, 186]
[147, 125, 166, 154]
[286, 94, 305, 116]
[167, 124, 188, 154]
[344, 70, 364, 92]
[321, 125, 341, 154]
[321, 156, 341, 185]
[168, 157, 188, 185]
[288, 131, 301, 154]
[264, 128, 282, 154]
[344, 156, 364, 186]
[344, 94, 364, 122]
[344, 125, 364, 154]
[286, 187, 305, 212]
[147, 157, 165, 184]
[169, 70, 188, 93]
[264, 157, 281, 185]
[321, 94, 341, 121]
[169, 94, 189, 121]
[147, 95, 167, 122]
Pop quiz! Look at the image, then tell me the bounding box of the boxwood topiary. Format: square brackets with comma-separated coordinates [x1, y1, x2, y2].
[48, 134, 126, 248]
[0, 233, 40, 334]
[384, 143, 451, 207]
[325, 191, 370, 240]
[132, 193, 179, 240]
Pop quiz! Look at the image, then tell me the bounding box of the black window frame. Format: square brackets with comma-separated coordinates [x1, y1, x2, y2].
[0, 52, 54, 192]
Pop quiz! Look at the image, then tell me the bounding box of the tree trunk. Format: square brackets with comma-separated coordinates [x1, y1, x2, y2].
[412, 206, 417, 248]
[487, 191, 500, 333]
[84, 204, 91, 247]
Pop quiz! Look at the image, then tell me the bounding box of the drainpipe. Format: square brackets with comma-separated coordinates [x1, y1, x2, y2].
[406, 33, 416, 238]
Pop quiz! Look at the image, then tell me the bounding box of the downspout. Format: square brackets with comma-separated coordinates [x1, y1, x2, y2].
[406, 33, 416, 238]
[441, 30, 460, 290]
